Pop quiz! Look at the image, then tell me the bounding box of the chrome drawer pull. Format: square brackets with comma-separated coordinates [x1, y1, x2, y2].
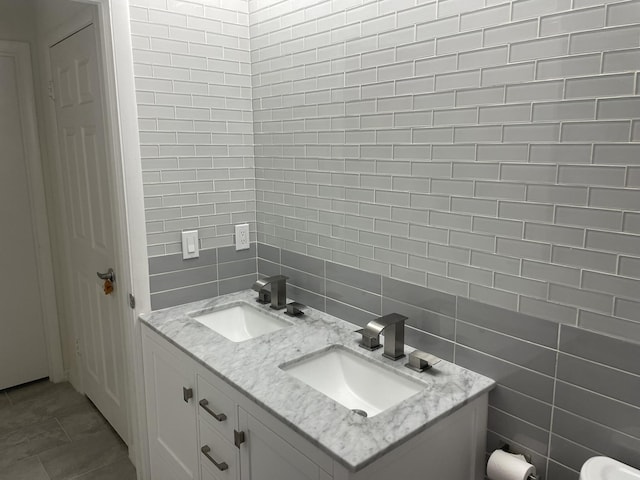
[201, 445, 228, 471]
[199, 399, 227, 422]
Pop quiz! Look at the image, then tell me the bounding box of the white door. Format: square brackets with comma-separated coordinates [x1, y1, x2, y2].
[50, 23, 128, 442]
[0, 50, 49, 390]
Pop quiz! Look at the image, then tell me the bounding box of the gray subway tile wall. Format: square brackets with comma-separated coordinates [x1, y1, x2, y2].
[149, 244, 256, 310]
[250, 0, 640, 342]
[258, 244, 640, 479]
[132, 0, 256, 257]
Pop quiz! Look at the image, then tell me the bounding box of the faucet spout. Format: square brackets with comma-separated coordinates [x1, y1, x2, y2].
[252, 275, 288, 310]
[357, 313, 407, 360]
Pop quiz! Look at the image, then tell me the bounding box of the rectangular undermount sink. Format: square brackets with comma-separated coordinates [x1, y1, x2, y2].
[190, 303, 292, 342]
[281, 346, 424, 418]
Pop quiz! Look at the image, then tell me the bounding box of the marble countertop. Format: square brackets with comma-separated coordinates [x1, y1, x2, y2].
[140, 290, 495, 472]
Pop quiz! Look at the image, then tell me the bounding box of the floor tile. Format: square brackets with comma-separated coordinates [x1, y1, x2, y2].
[0, 436, 30, 470]
[23, 383, 87, 417]
[0, 418, 70, 469]
[5, 379, 57, 404]
[56, 402, 110, 441]
[39, 429, 127, 480]
[1, 381, 134, 479]
[0, 456, 50, 480]
[71, 456, 136, 480]
[0, 384, 86, 436]
[0, 404, 48, 438]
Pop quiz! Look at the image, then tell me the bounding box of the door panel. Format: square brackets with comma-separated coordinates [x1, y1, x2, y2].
[50, 23, 128, 443]
[78, 272, 99, 382]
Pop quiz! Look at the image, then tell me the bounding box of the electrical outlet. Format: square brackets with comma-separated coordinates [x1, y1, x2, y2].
[235, 224, 250, 251]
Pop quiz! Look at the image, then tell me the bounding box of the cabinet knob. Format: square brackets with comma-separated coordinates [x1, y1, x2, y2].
[183, 387, 193, 403]
[201, 445, 229, 471]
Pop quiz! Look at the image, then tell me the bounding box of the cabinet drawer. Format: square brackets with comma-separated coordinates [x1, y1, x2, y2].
[199, 420, 238, 480]
[197, 374, 236, 442]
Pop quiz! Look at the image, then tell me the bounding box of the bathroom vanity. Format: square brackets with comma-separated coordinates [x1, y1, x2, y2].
[140, 291, 494, 480]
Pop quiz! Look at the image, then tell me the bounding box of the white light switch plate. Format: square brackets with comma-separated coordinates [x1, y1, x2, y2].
[235, 224, 250, 251]
[182, 230, 199, 259]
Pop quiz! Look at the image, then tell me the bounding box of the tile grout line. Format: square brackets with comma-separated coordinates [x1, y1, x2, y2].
[553, 403, 640, 442]
[545, 332, 561, 477]
[53, 417, 73, 443]
[64, 454, 130, 480]
[34, 455, 53, 480]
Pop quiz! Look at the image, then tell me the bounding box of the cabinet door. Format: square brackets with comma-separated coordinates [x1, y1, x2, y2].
[239, 408, 324, 480]
[143, 331, 198, 480]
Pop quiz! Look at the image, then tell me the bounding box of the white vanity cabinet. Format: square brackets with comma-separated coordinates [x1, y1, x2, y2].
[142, 324, 488, 480]
[142, 330, 198, 480]
[142, 325, 333, 480]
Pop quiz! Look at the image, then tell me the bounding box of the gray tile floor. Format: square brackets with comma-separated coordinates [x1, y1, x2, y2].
[0, 379, 136, 480]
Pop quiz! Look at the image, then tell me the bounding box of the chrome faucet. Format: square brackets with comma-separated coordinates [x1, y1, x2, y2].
[252, 275, 288, 310]
[357, 313, 407, 360]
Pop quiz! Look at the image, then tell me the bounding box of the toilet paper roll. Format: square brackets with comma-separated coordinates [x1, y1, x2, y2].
[487, 449, 536, 480]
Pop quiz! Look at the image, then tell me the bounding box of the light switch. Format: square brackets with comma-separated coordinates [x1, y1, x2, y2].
[182, 230, 199, 259]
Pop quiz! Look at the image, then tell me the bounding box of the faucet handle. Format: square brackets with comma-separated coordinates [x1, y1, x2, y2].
[356, 329, 383, 351]
[285, 302, 306, 317]
[256, 290, 271, 304]
[405, 350, 441, 373]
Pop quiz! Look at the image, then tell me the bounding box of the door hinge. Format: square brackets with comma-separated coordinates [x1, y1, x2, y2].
[75, 338, 81, 357]
[47, 80, 55, 101]
[234, 430, 245, 449]
[128, 293, 136, 309]
[182, 387, 193, 403]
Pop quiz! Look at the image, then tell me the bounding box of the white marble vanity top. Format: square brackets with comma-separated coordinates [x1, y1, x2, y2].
[140, 290, 495, 471]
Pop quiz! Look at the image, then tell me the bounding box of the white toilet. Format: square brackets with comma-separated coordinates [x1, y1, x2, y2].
[580, 456, 640, 480]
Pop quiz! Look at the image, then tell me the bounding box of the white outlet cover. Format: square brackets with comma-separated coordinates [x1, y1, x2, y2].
[235, 224, 250, 251]
[182, 230, 199, 259]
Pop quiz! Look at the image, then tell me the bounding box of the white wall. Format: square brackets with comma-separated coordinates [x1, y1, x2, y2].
[0, 0, 40, 111]
[35, 0, 90, 36]
[0, 0, 35, 42]
[0, 45, 50, 388]
[0, 0, 70, 384]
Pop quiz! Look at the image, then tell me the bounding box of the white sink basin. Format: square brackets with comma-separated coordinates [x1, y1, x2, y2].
[281, 346, 424, 417]
[190, 303, 292, 342]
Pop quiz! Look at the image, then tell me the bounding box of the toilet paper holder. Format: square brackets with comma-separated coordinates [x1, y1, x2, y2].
[499, 444, 540, 480]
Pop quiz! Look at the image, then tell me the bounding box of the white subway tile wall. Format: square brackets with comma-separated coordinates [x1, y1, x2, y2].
[250, 0, 640, 337]
[131, 0, 256, 257]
